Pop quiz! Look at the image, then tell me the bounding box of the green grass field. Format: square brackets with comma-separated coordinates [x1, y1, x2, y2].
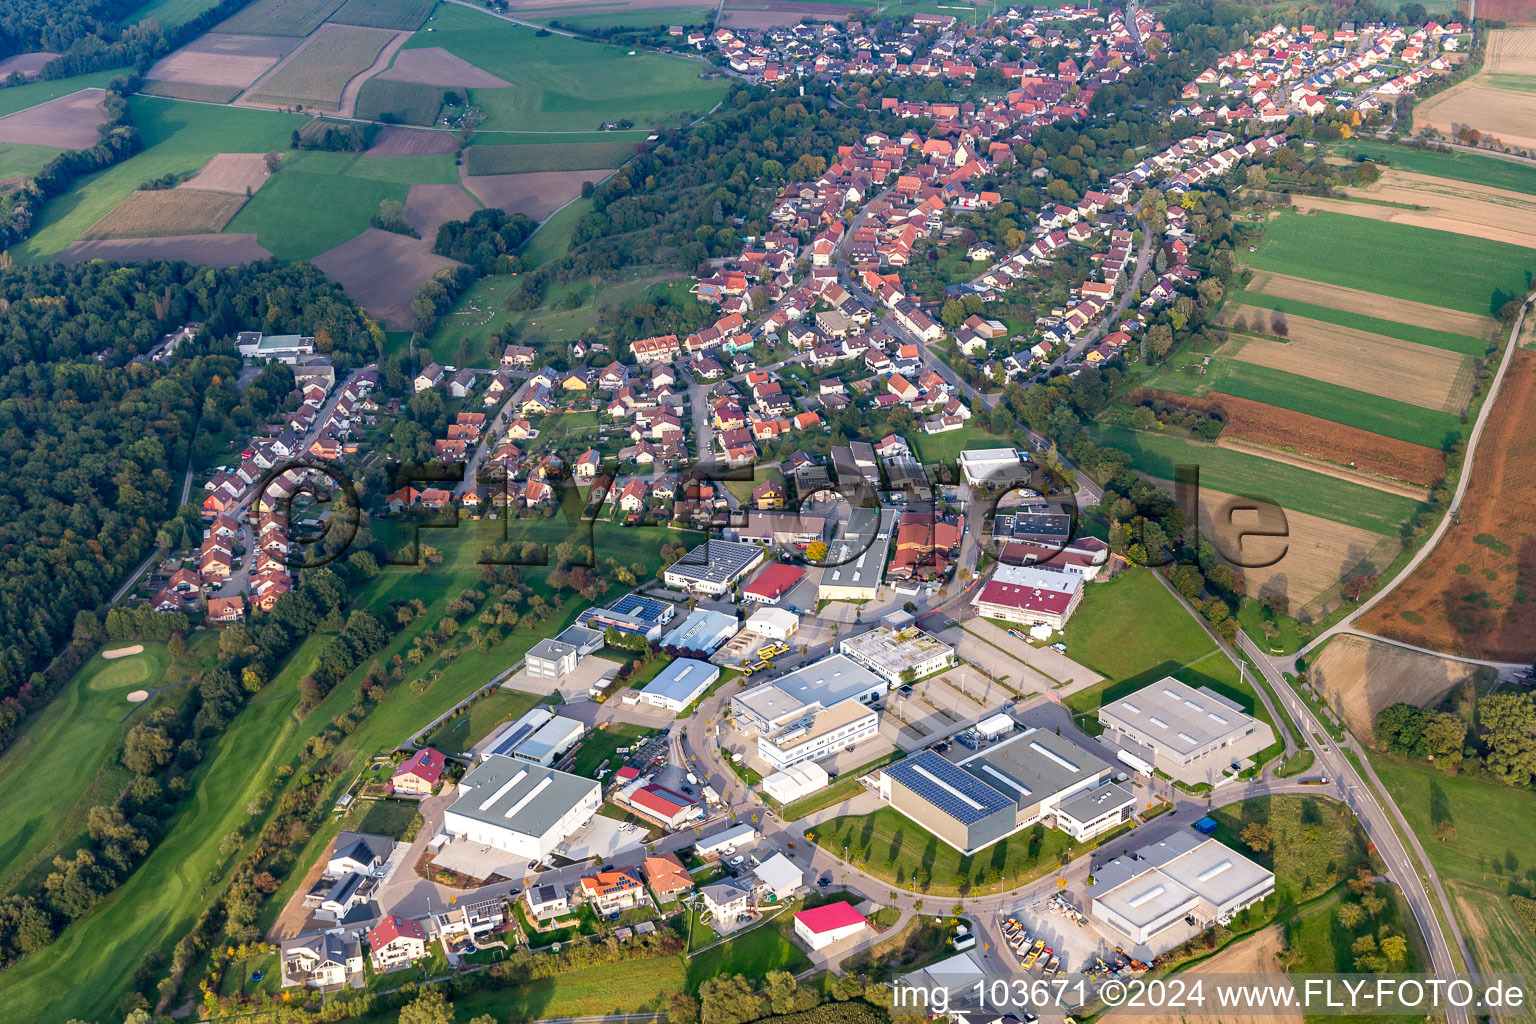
[1249, 209, 1536, 316]
[464, 139, 638, 174]
[1225, 289, 1490, 355]
[0, 69, 124, 118]
[686, 909, 813, 990]
[1207, 794, 1370, 901]
[392, 3, 727, 132]
[353, 956, 686, 1021]
[1338, 140, 1536, 196]
[13, 97, 306, 263]
[421, 688, 546, 755]
[1370, 753, 1536, 1021]
[1086, 425, 1423, 535]
[124, 0, 224, 26]
[812, 806, 1075, 898]
[909, 424, 1014, 465]
[0, 643, 186, 894]
[0, 142, 62, 186]
[570, 722, 655, 778]
[1143, 351, 1467, 450]
[354, 77, 444, 124]
[530, 6, 713, 28]
[225, 148, 460, 260]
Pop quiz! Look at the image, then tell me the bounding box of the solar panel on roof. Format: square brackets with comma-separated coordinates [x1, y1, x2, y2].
[888, 751, 1011, 825]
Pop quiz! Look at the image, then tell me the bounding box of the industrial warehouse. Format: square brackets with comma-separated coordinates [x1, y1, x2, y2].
[441, 755, 602, 859]
[1098, 678, 1273, 785]
[731, 654, 886, 770]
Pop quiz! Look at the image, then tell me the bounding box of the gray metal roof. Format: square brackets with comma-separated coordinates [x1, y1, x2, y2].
[1056, 780, 1135, 824]
[1099, 678, 1255, 757]
[643, 657, 720, 705]
[665, 538, 762, 586]
[448, 754, 598, 837]
[958, 728, 1112, 808]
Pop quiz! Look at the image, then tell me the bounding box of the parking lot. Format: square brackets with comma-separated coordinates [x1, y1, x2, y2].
[879, 665, 1015, 750]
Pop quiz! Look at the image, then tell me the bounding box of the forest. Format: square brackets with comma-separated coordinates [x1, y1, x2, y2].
[0, 260, 383, 749]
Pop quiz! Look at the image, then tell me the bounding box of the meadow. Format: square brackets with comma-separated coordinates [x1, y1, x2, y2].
[464, 139, 638, 174]
[1144, 350, 1467, 449]
[215, 0, 347, 36]
[12, 97, 306, 263]
[1339, 139, 1536, 196]
[391, 3, 728, 132]
[0, 142, 61, 184]
[327, 0, 433, 30]
[1248, 209, 1536, 316]
[125, 0, 225, 28]
[1086, 424, 1424, 535]
[354, 77, 444, 123]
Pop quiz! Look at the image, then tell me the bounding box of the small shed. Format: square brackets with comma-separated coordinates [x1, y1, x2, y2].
[1194, 816, 1219, 835]
[975, 713, 1015, 740]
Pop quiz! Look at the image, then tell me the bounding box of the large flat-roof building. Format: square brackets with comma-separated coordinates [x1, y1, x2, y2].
[1098, 678, 1272, 784]
[511, 715, 585, 766]
[877, 728, 1130, 854]
[839, 626, 954, 685]
[639, 658, 720, 714]
[442, 754, 601, 859]
[957, 447, 1029, 488]
[662, 608, 740, 654]
[662, 539, 765, 596]
[1091, 829, 1275, 954]
[526, 626, 603, 679]
[576, 593, 675, 641]
[972, 563, 1083, 630]
[478, 707, 554, 761]
[731, 654, 886, 770]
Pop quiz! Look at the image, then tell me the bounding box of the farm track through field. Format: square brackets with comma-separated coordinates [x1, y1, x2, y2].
[1244, 270, 1497, 337]
[1216, 438, 1432, 501]
[337, 29, 411, 117]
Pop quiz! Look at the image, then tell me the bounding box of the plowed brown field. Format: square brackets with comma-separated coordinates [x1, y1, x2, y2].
[1131, 388, 1447, 487]
[1358, 350, 1536, 661]
[1311, 635, 1477, 740]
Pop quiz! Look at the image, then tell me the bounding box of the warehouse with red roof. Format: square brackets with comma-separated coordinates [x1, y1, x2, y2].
[742, 562, 805, 603]
[793, 901, 868, 949]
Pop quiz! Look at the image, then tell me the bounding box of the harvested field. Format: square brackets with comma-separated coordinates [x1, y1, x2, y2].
[1417, 76, 1536, 154]
[312, 228, 462, 328]
[179, 152, 275, 194]
[1129, 388, 1446, 488]
[80, 189, 247, 240]
[57, 233, 273, 267]
[459, 169, 588, 220]
[721, 3, 851, 27]
[0, 53, 58, 80]
[1487, 26, 1536, 75]
[327, 0, 432, 30]
[1294, 167, 1536, 250]
[403, 184, 481, 239]
[376, 46, 512, 88]
[0, 88, 105, 149]
[139, 80, 245, 103]
[216, 0, 346, 36]
[1136, 926, 1298, 1024]
[1218, 438, 1431, 501]
[1245, 269, 1496, 337]
[145, 32, 294, 92]
[1358, 350, 1536, 661]
[1156, 481, 1402, 622]
[1218, 319, 1475, 414]
[463, 140, 636, 175]
[364, 125, 458, 157]
[1480, 0, 1536, 21]
[245, 24, 403, 110]
[1312, 635, 1477, 740]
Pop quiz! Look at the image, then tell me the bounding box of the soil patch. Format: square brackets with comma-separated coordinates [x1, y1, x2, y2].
[364, 125, 458, 156]
[1416, 75, 1536, 155]
[1312, 634, 1477, 739]
[1132, 387, 1446, 488]
[1358, 350, 1536, 660]
[0, 88, 106, 149]
[57, 233, 273, 267]
[146, 33, 296, 90]
[0, 52, 58, 80]
[179, 153, 275, 194]
[377, 45, 512, 88]
[1217, 438, 1431, 501]
[1245, 269, 1496, 337]
[403, 183, 480, 238]
[459, 169, 587, 220]
[312, 227, 463, 329]
[102, 645, 145, 660]
[1136, 925, 1298, 1024]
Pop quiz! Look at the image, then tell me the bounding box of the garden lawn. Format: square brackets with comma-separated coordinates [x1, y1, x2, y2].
[0, 642, 184, 894]
[1247, 209, 1536, 317]
[12, 97, 306, 263]
[1339, 139, 1536, 196]
[569, 722, 655, 778]
[421, 687, 547, 755]
[393, 3, 728, 132]
[1143, 354, 1466, 449]
[909, 423, 1012, 465]
[1085, 424, 1423, 534]
[810, 806, 1074, 898]
[686, 910, 812, 990]
[352, 798, 424, 840]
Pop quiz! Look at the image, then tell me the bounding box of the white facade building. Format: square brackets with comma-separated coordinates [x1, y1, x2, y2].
[442, 755, 600, 859]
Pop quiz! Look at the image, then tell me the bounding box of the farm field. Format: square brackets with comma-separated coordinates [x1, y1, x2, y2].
[0, 643, 184, 894]
[1358, 350, 1536, 661]
[144, 32, 296, 102]
[1370, 754, 1536, 1024]
[382, 3, 729, 131]
[179, 151, 276, 193]
[80, 188, 248, 239]
[0, 70, 121, 118]
[1338, 139, 1536, 195]
[215, 0, 347, 36]
[403, 182, 481, 237]
[1142, 352, 1465, 449]
[0, 142, 61, 185]
[1290, 168, 1536, 250]
[1309, 635, 1477, 739]
[58, 233, 272, 265]
[364, 124, 459, 155]
[327, 0, 433, 29]
[531, 5, 714, 28]
[1416, 28, 1536, 154]
[463, 139, 638, 174]
[1224, 287, 1487, 356]
[1242, 268, 1499, 340]
[12, 97, 306, 264]
[1088, 424, 1424, 535]
[1247, 209, 1536, 317]
[312, 227, 463, 328]
[125, 0, 224, 27]
[1213, 319, 1476, 414]
[459, 169, 590, 220]
[0, 88, 106, 148]
[1130, 388, 1444, 490]
[0, 52, 56, 80]
[244, 24, 404, 110]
